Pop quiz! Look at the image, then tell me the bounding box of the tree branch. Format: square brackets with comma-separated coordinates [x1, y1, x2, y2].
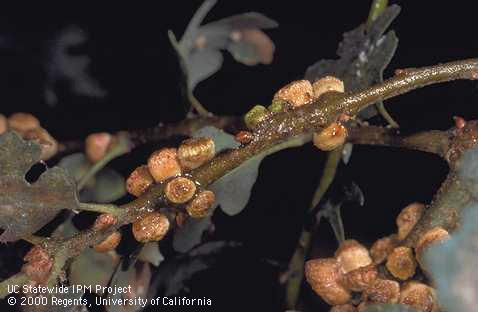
[342, 58, 478, 116]
[402, 120, 478, 246]
[2, 58, 478, 298]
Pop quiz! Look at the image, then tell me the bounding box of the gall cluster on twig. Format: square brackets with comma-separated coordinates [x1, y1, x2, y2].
[305, 202, 450, 312]
[122, 137, 217, 244]
[241, 76, 348, 151]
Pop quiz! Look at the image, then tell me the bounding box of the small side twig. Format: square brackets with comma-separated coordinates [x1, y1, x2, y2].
[57, 115, 242, 156]
[77, 203, 123, 216]
[346, 125, 450, 156]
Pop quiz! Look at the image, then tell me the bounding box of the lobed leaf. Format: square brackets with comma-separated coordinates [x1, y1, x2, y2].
[171, 0, 278, 93]
[305, 5, 400, 120]
[0, 131, 80, 242]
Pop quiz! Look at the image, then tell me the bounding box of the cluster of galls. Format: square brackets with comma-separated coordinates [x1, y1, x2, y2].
[91, 77, 347, 259]
[240, 76, 348, 151]
[0, 113, 58, 160]
[91, 136, 217, 252]
[305, 202, 451, 312]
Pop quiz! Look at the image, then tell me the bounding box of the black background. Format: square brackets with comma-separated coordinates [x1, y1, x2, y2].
[1, 1, 478, 311]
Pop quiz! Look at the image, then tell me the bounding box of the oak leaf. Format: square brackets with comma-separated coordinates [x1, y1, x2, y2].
[0, 131, 80, 242]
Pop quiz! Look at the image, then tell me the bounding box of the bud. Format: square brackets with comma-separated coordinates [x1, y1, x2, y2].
[21, 246, 53, 283]
[235, 131, 254, 145]
[186, 190, 216, 218]
[23, 127, 58, 160]
[93, 231, 122, 253]
[453, 116, 466, 129]
[85, 132, 112, 163]
[396, 202, 425, 241]
[313, 122, 348, 151]
[312, 76, 345, 99]
[362, 279, 400, 304]
[175, 212, 188, 227]
[147, 148, 182, 183]
[267, 98, 289, 113]
[8, 112, 40, 134]
[415, 227, 450, 265]
[132, 212, 170, 243]
[0, 114, 7, 134]
[335, 240, 372, 274]
[386, 246, 417, 280]
[370, 235, 398, 264]
[305, 258, 351, 305]
[126, 165, 154, 197]
[399, 282, 439, 312]
[343, 264, 378, 292]
[244, 105, 268, 130]
[273, 80, 314, 108]
[165, 177, 197, 204]
[93, 213, 117, 231]
[177, 137, 215, 170]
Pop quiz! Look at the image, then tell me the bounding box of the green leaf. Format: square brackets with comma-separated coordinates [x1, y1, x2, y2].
[106, 261, 151, 312]
[138, 242, 164, 267]
[305, 5, 400, 121]
[364, 304, 417, 312]
[316, 182, 364, 243]
[173, 126, 310, 252]
[423, 201, 478, 311]
[367, 0, 390, 27]
[341, 143, 354, 164]
[59, 153, 126, 203]
[185, 48, 224, 91]
[170, 0, 278, 93]
[192, 125, 240, 153]
[57, 153, 90, 181]
[0, 131, 80, 242]
[173, 216, 212, 253]
[457, 147, 478, 196]
[52, 214, 78, 239]
[69, 247, 120, 295]
[81, 168, 126, 203]
[195, 126, 310, 216]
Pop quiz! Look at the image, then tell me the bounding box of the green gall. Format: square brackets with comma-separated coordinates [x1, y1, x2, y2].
[268, 99, 288, 114]
[244, 105, 268, 129]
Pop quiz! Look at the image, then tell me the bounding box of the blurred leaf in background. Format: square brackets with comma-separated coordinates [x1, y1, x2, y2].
[45, 26, 106, 106]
